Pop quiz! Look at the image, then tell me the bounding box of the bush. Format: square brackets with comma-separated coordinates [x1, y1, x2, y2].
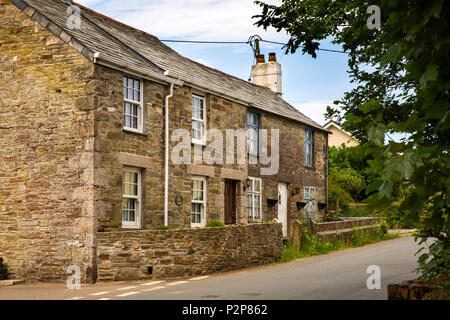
[339, 203, 370, 217]
[333, 167, 366, 200]
[205, 220, 224, 228]
[328, 180, 354, 210]
[382, 203, 417, 229]
[415, 231, 450, 281]
[156, 225, 170, 230]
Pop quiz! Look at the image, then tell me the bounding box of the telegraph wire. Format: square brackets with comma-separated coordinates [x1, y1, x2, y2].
[160, 38, 346, 54]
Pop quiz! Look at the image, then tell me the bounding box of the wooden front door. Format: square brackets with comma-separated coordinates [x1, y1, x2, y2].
[224, 181, 236, 225]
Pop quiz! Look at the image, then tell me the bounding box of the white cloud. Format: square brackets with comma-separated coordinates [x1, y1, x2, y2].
[292, 101, 337, 126]
[77, 0, 287, 42]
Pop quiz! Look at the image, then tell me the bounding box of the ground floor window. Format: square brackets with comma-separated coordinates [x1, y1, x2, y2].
[304, 186, 316, 220]
[247, 177, 262, 220]
[122, 167, 142, 229]
[191, 177, 206, 227]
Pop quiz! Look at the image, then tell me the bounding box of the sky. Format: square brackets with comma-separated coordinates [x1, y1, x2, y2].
[77, 0, 353, 126]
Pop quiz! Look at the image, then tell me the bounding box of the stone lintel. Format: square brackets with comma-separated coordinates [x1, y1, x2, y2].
[220, 168, 246, 181]
[277, 173, 301, 185]
[116, 152, 152, 169]
[187, 165, 215, 178]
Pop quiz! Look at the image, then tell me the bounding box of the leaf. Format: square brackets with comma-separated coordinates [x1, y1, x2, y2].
[419, 65, 439, 88]
[407, 10, 432, 38]
[360, 99, 381, 114]
[368, 124, 386, 146]
[432, 0, 445, 18]
[437, 110, 449, 128]
[378, 179, 394, 199]
[381, 43, 401, 66]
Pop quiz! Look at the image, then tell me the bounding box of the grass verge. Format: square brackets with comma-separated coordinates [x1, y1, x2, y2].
[280, 227, 400, 263]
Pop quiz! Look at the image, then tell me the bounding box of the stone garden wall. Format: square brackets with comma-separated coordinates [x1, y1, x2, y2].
[311, 217, 382, 242]
[312, 217, 381, 233]
[96, 223, 283, 281]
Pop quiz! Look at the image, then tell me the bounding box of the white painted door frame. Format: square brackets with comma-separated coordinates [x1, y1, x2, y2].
[278, 183, 288, 237]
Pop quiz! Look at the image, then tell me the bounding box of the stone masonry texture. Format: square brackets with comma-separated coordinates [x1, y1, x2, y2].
[96, 223, 283, 281]
[0, 2, 96, 282]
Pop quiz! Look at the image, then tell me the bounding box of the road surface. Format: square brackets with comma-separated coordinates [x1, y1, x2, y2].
[0, 236, 419, 300]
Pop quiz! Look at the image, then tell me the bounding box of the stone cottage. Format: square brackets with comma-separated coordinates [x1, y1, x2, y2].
[0, 0, 329, 282]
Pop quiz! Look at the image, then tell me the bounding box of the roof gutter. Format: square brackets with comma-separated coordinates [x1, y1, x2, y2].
[92, 52, 327, 133]
[185, 82, 330, 134]
[93, 52, 183, 86]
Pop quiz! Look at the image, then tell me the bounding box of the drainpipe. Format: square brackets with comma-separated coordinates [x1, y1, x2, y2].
[164, 79, 174, 227]
[325, 133, 329, 213]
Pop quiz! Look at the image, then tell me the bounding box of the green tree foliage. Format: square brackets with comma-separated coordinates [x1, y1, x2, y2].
[328, 173, 354, 209]
[328, 144, 375, 201]
[333, 167, 366, 200]
[254, 0, 449, 279]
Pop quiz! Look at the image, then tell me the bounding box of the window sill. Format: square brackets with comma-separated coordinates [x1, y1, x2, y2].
[191, 224, 205, 229]
[192, 141, 207, 147]
[304, 165, 315, 170]
[123, 128, 148, 137]
[121, 226, 142, 230]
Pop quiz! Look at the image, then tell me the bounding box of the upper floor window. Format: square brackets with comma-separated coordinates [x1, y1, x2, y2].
[123, 75, 143, 133]
[248, 111, 259, 156]
[191, 177, 206, 227]
[247, 177, 262, 220]
[122, 167, 142, 229]
[192, 94, 206, 144]
[305, 129, 314, 166]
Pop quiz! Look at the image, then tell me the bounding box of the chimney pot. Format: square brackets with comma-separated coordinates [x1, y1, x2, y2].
[251, 53, 282, 95]
[256, 54, 265, 64]
[268, 53, 277, 62]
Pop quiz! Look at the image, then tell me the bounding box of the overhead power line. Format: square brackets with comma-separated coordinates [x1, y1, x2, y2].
[159, 37, 346, 54]
[260, 39, 346, 54]
[160, 39, 248, 44]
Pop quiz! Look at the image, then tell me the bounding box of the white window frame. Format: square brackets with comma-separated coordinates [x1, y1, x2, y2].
[191, 94, 206, 145]
[247, 177, 262, 221]
[122, 167, 142, 229]
[191, 176, 207, 228]
[248, 111, 259, 157]
[304, 186, 316, 220]
[123, 75, 144, 134]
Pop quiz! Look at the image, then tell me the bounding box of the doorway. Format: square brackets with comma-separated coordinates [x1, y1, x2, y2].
[224, 180, 237, 225]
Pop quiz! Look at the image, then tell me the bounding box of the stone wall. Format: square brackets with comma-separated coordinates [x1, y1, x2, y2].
[96, 223, 283, 281]
[388, 279, 446, 300]
[311, 217, 381, 242]
[312, 217, 381, 233]
[0, 2, 96, 282]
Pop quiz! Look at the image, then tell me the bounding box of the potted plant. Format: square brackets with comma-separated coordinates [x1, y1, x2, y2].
[0, 257, 8, 280]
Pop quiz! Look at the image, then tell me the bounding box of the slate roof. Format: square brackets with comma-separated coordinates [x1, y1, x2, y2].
[10, 0, 327, 132]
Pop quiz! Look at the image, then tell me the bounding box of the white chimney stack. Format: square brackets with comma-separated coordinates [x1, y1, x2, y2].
[251, 53, 282, 95]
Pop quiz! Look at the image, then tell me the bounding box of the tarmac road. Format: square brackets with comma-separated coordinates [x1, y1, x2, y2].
[0, 236, 419, 300]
